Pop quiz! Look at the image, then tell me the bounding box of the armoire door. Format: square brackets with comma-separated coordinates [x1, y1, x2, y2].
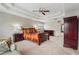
[64, 16, 78, 50]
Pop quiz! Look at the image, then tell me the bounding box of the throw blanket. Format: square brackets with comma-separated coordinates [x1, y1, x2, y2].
[0, 39, 11, 54]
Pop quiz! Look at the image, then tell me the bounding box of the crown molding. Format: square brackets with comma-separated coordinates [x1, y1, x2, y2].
[0, 3, 46, 22]
[0, 3, 65, 23]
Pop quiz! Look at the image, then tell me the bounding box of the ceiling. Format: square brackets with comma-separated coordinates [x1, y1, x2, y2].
[14, 3, 64, 16]
[0, 3, 79, 22]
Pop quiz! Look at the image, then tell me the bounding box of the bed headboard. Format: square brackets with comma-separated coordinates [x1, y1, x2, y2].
[22, 28, 37, 34]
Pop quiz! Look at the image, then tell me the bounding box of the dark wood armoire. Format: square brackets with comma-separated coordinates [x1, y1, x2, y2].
[64, 16, 78, 50]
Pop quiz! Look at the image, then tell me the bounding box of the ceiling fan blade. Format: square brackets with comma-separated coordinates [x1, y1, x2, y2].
[43, 10, 50, 12]
[33, 9, 49, 12]
[42, 12, 45, 15]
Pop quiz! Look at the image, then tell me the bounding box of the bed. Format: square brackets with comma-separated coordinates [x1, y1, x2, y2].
[22, 28, 48, 45]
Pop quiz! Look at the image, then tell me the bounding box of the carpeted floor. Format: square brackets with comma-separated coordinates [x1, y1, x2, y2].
[15, 36, 79, 55]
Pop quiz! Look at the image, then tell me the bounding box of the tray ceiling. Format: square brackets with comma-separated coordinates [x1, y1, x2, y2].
[0, 3, 79, 22]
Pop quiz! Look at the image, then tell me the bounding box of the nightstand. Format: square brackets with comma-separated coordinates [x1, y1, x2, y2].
[13, 33, 24, 42]
[44, 30, 54, 36]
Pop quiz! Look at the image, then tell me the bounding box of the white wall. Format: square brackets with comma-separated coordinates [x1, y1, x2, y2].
[65, 9, 78, 17]
[0, 12, 42, 37]
[0, 12, 63, 39]
[44, 18, 64, 36]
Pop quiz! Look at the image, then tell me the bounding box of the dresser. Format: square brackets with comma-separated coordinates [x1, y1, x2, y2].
[44, 30, 54, 36]
[13, 33, 24, 42]
[64, 16, 78, 50]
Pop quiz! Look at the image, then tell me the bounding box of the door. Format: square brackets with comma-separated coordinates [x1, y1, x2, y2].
[64, 16, 78, 50]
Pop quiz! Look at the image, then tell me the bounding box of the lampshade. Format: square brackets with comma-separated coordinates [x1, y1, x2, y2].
[12, 24, 22, 33]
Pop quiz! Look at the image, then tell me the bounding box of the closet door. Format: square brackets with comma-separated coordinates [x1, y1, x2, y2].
[64, 16, 78, 50]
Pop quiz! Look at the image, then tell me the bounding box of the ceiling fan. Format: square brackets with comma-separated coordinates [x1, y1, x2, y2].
[33, 8, 50, 15]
